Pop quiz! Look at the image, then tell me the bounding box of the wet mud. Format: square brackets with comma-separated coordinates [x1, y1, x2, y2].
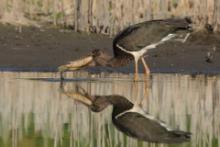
[0, 24, 220, 74]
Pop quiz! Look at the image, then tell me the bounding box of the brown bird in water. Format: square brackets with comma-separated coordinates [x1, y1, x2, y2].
[58, 18, 192, 81]
[61, 85, 191, 143]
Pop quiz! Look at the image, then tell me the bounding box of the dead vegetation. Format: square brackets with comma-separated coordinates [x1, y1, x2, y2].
[0, 0, 220, 34]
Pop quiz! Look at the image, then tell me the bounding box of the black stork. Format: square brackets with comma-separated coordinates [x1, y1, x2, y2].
[58, 18, 192, 81]
[61, 85, 191, 144]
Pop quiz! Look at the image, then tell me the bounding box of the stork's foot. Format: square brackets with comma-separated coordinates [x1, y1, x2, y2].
[143, 73, 150, 80]
[134, 73, 139, 82]
[144, 70, 150, 75]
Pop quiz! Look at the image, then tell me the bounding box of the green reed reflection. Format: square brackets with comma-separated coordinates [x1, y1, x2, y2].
[0, 72, 219, 147]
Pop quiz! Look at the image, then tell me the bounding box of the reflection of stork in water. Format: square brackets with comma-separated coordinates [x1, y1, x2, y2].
[58, 18, 192, 81]
[60, 84, 191, 143]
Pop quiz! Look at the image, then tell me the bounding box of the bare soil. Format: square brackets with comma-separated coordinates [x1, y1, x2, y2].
[0, 24, 220, 75]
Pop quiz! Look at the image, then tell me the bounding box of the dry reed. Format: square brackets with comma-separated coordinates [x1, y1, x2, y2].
[0, 0, 220, 34]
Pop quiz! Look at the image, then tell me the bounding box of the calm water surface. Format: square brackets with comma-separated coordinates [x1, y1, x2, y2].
[0, 71, 219, 147]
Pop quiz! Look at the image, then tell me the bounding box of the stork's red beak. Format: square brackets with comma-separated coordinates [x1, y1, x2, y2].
[61, 85, 94, 107]
[58, 55, 94, 72]
[62, 91, 93, 106]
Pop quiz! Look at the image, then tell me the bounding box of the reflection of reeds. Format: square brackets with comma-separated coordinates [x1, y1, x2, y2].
[0, 0, 220, 33]
[0, 72, 219, 147]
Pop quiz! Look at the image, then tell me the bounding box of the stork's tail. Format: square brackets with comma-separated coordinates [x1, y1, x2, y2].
[165, 130, 191, 143]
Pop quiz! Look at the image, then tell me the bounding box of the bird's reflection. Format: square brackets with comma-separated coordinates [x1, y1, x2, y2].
[60, 82, 191, 144]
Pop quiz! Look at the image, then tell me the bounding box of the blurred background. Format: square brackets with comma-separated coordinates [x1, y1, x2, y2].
[0, 0, 219, 35]
[0, 1, 220, 147]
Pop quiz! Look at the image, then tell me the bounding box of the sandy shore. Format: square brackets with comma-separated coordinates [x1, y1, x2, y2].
[0, 24, 219, 74]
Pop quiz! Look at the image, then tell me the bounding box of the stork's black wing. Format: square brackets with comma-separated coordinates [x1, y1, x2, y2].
[112, 18, 191, 57]
[113, 112, 190, 143]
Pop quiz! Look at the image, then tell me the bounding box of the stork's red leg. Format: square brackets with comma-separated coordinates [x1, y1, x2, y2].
[141, 57, 150, 75]
[134, 58, 139, 81]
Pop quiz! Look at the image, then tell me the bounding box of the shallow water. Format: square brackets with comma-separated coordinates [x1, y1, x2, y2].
[0, 71, 219, 147]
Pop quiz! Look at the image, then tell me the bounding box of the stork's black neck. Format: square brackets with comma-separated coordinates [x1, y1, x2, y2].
[106, 57, 132, 68]
[91, 95, 133, 117]
[92, 51, 132, 68]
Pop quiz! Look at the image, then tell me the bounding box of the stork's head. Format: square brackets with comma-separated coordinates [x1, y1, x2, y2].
[90, 49, 112, 66]
[58, 49, 111, 72]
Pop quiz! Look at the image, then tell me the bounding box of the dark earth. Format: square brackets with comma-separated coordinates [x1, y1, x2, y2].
[0, 24, 220, 75]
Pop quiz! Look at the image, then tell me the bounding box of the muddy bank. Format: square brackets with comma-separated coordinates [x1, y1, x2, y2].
[0, 24, 220, 74]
